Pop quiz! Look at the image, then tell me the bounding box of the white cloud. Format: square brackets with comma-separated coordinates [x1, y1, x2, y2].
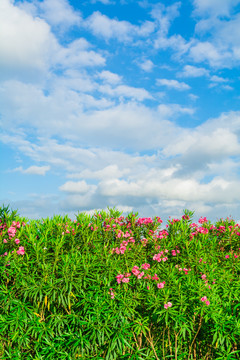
[193, 0, 240, 17]
[178, 65, 209, 77]
[67, 165, 130, 180]
[97, 70, 122, 84]
[2, 110, 240, 222]
[191, 9, 240, 68]
[90, 0, 115, 4]
[154, 34, 192, 56]
[11, 165, 50, 175]
[85, 11, 155, 42]
[37, 0, 81, 28]
[151, 2, 181, 36]
[55, 38, 106, 68]
[0, 0, 58, 74]
[210, 75, 229, 82]
[156, 79, 190, 90]
[59, 180, 92, 194]
[157, 104, 195, 117]
[189, 41, 232, 68]
[139, 59, 154, 72]
[98, 175, 240, 204]
[189, 94, 199, 101]
[98, 84, 152, 101]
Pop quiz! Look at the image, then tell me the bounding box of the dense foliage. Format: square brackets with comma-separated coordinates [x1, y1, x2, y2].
[0, 205, 240, 359]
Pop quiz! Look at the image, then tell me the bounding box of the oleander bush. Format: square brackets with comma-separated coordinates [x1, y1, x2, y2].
[0, 204, 240, 359]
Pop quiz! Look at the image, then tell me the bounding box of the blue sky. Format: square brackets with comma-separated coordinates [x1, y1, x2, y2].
[1, 0, 240, 224]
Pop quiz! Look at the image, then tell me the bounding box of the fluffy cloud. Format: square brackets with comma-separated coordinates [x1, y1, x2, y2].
[97, 70, 122, 84]
[10, 165, 50, 176]
[156, 79, 190, 90]
[85, 11, 155, 42]
[0, 0, 58, 75]
[139, 59, 154, 72]
[30, 0, 82, 28]
[178, 65, 209, 77]
[55, 38, 106, 68]
[193, 0, 240, 17]
[59, 180, 93, 194]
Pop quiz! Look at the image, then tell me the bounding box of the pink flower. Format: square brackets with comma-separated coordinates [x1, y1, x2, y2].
[152, 274, 159, 281]
[137, 271, 144, 279]
[200, 296, 210, 305]
[142, 263, 150, 270]
[225, 255, 229, 259]
[164, 302, 172, 309]
[116, 274, 124, 284]
[157, 282, 165, 289]
[109, 288, 115, 299]
[132, 266, 140, 276]
[15, 238, 20, 245]
[16, 246, 25, 255]
[8, 226, 16, 237]
[3, 239, 7, 243]
[198, 217, 208, 224]
[201, 274, 207, 280]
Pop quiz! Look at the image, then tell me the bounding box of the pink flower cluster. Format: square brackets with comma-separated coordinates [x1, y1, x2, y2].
[136, 217, 153, 226]
[164, 302, 172, 309]
[140, 238, 148, 247]
[200, 296, 210, 306]
[116, 272, 131, 284]
[132, 266, 144, 279]
[153, 250, 168, 262]
[16, 246, 25, 255]
[142, 263, 150, 270]
[156, 230, 169, 239]
[198, 217, 208, 224]
[109, 288, 115, 299]
[8, 226, 17, 238]
[200, 273, 215, 288]
[112, 237, 135, 255]
[157, 282, 165, 288]
[171, 248, 180, 256]
[179, 267, 191, 275]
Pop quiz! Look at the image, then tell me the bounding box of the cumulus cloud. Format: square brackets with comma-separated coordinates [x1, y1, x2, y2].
[85, 11, 155, 42]
[0, 0, 58, 75]
[178, 65, 209, 77]
[35, 0, 82, 28]
[210, 75, 229, 82]
[97, 70, 122, 84]
[192, 0, 240, 17]
[59, 180, 92, 194]
[156, 79, 190, 90]
[10, 165, 50, 175]
[55, 38, 106, 68]
[98, 84, 152, 101]
[157, 104, 195, 117]
[139, 59, 154, 72]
